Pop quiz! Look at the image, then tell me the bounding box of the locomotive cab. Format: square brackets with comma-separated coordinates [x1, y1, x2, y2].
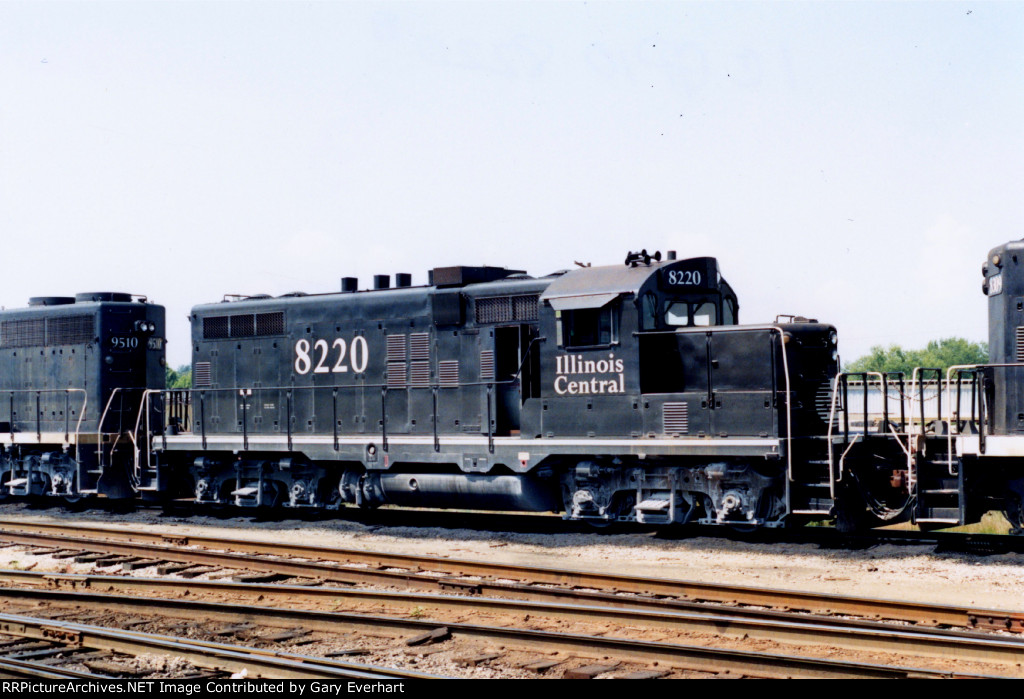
[533, 255, 739, 438]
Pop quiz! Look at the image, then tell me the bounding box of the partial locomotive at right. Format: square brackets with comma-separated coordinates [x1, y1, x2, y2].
[3, 240, 1024, 534]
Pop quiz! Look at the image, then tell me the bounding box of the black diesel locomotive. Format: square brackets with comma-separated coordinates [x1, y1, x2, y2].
[0, 293, 164, 500]
[4, 243, 1024, 532]
[150, 252, 838, 527]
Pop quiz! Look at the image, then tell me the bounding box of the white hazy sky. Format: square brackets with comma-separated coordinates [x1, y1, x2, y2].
[1, 1, 1021, 368]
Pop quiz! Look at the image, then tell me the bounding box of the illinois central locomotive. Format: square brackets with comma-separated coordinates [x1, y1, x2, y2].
[5, 241, 1024, 533]
[0, 293, 164, 500]
[138, 251, 840, 528]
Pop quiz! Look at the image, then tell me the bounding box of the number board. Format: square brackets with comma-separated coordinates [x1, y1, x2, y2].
[109, 336, 140, 352]
[657, 257, 719, 292]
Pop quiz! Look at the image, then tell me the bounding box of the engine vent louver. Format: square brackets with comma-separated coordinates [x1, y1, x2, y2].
[410, 360, 431, 387]
[410, 332, 430, 360]
[480, 350, 495, 381]
[814, 381, 837, 426]
[439, 360, 459, 387]
[194, 362, 212, 388]
[386, 334, 406, 363]
[1017, 327, 1024, 362]
[663, 402, 689, 435]
[386, 361, 407, 388]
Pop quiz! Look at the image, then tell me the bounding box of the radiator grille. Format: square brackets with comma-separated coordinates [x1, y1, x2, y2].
[439, 360, 459, 387]
[512, 295, 539, 321]
[1, 318, 45, 348]
[663, 402, 689, 435]
[255, 312, 284, 336]
[204, 312, 284, 339]
[194, 361, 213, 388]
[2, 315, 98, 348]
[480, 350, 495, 381]
[229, 313, 254, 338]
[386, 361, 407, 388]
[474, 294, 540, 324]
[46, 315, 94, 345]
[203, 316, 229, 339]
[476, 297, 513, 324]
[1017, 326, 1024, 362]
[386, 334, 406, 363]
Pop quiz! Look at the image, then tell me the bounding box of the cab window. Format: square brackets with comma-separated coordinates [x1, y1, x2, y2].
[665, 301, 689, 326]
[722, 296, 737, 325]
[663, 298, 719, 327]
[640, 292, 658, 331]
[693, 301, 716, 326]
[561, 304, 618, 347]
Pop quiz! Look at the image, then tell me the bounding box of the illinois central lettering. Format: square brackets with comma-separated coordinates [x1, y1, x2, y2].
[554, 353, 626, 395]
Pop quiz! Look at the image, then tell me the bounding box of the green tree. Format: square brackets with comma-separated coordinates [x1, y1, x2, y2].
[165, 364, 192, 389]
[845, 338, 988, 377]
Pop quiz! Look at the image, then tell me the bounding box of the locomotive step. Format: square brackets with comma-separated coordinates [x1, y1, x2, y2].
[917, 508, 961, 521]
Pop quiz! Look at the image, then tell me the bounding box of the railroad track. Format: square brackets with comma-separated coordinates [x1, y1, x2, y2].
[2, 568, 1023, 670]
[0, 518, 1020, 633]
[0, 610, 426, 680]
[0, 574, 1003, 679]
[0, 522, 1018, 677]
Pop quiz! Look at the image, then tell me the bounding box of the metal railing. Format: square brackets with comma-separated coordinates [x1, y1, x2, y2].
[133, 376, 527, 484]
[0, 389, 88, 447]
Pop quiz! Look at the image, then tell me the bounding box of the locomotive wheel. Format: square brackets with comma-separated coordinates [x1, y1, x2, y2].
[1002, 499, 1024, 534]
[61, 494, 95, 512]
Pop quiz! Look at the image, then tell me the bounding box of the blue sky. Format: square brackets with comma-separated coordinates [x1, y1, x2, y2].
[1, 1, 1021, 367]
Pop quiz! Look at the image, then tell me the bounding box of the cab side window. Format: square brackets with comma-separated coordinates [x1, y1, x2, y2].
[560, 304, 618, 347]
[640, 292, 658, 331]
[723, 296, 737, 325]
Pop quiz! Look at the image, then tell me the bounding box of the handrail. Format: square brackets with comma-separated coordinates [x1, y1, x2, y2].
[942, 363, 1021, 475]
[825, 373, 842, 497]
[826, 371, 912, 499]
[140, 328, 795, 480]
[97, 387, 148, 476]
[0, 388, 88, 449]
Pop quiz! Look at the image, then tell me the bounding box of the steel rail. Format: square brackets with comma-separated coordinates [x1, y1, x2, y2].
[0, 655, 104, 680]
[0, 519, 1018, 632]
[0, 586, 987, 679]
[0, 611, 426, 681]
[5, 569, 1024, 668]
